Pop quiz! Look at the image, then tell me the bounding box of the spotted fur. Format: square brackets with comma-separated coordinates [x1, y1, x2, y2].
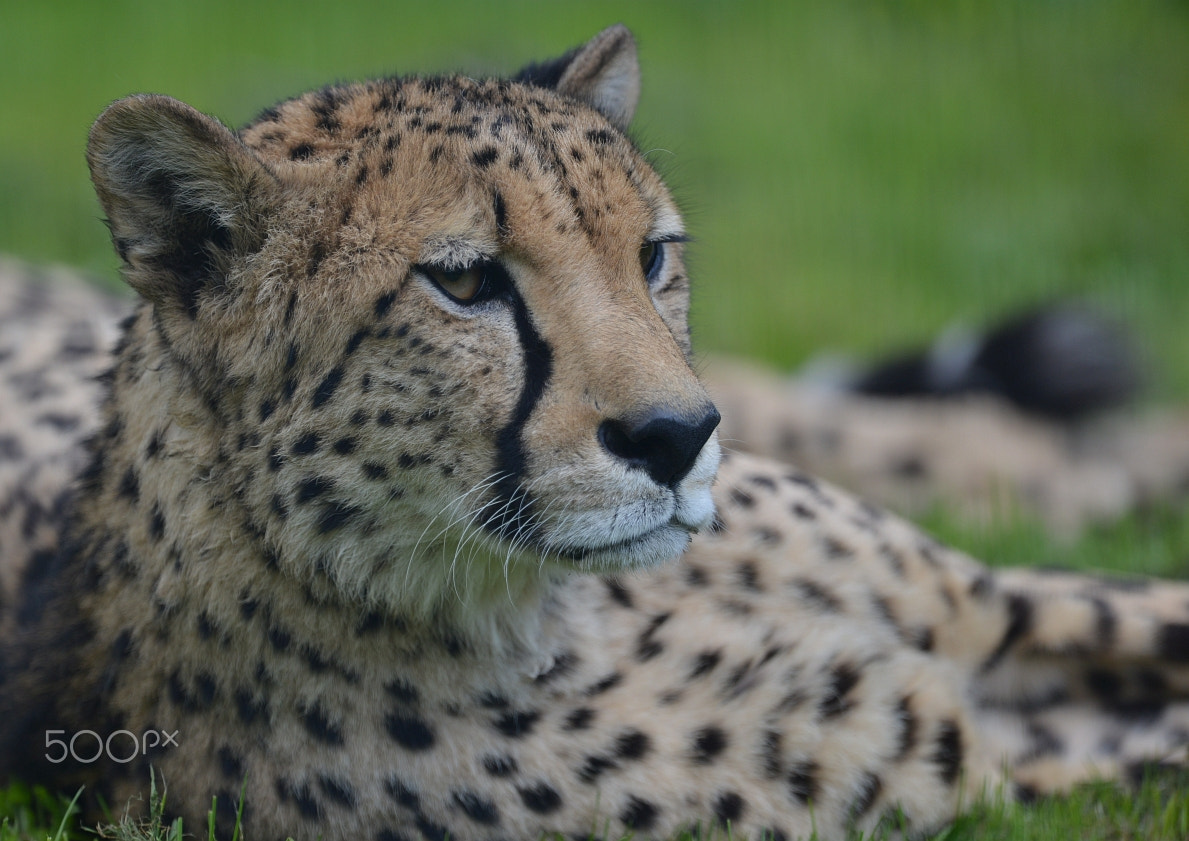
[1, 26, 1188, 841]
[708, 358, 1189, 537]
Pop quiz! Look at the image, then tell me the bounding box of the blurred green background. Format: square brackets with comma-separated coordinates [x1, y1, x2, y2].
[2, 0, 1188, 398]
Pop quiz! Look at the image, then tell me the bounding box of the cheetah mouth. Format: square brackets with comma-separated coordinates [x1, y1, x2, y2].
[551, 517, 698, 567]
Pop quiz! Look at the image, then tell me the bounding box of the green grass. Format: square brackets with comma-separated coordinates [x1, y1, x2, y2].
[2, 0, 1188, 838]
[4, 772, 1188, 841]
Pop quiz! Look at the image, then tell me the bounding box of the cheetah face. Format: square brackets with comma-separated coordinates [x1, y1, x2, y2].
[86, 28, 720, 617]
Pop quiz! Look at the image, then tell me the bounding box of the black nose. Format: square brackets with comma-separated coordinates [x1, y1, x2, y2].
[598, 404, 720, 487]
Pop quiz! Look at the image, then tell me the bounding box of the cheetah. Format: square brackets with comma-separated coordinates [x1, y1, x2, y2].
[2, 25, 1189, 841]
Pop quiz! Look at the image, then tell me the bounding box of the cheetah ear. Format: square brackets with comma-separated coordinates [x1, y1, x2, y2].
[87, 94, 278, 316]
[515, 24, 641, 130]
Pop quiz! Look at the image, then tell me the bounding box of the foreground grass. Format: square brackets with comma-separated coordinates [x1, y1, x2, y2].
[3, 771, 1188, 841]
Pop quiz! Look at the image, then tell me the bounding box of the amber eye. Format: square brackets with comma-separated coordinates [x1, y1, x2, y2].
[423, 264, 488, 303]
[639, 241, 664, 282]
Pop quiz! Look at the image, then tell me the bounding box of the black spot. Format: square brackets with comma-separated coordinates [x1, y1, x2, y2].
[584, 672, 622, 696]
[319, 775, 357, 808]
[585, 128, 614, 144]
[149, 505, 166, 541]
[482, 754, 518, 777]
[636, 612, 670, 662]
[793, 578, 842, 612]
[168, 669, 217, 711]
[614, 729, 651, 760]
[472, 146, 499, 168]
[296, 476, 334, 503]
[620, 796, 659, 832]
[494, 191, 508, 234]
[374, 290, 398, 319]
[787, 760, 819, 804]
[913, 626, 935, 652]
[895, 696, 918, 759]
[316, 502, 362, 534]
[290, 143, 314, 161]
[197, 611, 217, 640]
[302, 702, 343, 745]
[685, 564, 709, 586]
[362, 461, 389, 480]
[118, 467, 140, 502]
[737, 561, 762, 592]
[691, 726, 727, 763]
[982, 594, 1034, 671]
[933, 721, 964, 785]
[239, 597, 259, 621]
[761, 730, 783, 778]
[689, 650, 722, 680]
[518, 782, 562, 814]
[385, 713, 436, 750]
[277, 779, 323, 820]
[217, 745, 244, 779]
[604, 578, 634, 608]
[476, 691, 509, 709]
[969, 573, 995, 599]
[292, 433, 321, 456]
[1158, 622, 1189, 662]
[234, 688, 268, 725]
[312, 366, 345, 409]
[385, 677, 419, 705]
[452, 790, 499, 825]
[385, 778, 420, 811]
[344, 328, 369, 356]
[890, 455, 929, 479]
[730, 488, 755, 508]
[535, 651, 578, 685]
[820, 663, 860, 718]
[563, 707, 595, 731]
[713, 791, 746, 825]
[578, 755, 617, 784]
[267, 625, 291, 651]
[848, 772, 882, 819]
[1085, 667, 1123, 701]
[821, 536, 854, 559]
[493, 709, 541, 738]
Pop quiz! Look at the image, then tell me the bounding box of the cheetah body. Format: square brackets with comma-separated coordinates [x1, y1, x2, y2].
[2, 27, 1189, 841]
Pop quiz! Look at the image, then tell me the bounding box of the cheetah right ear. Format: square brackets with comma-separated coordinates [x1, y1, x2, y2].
[514, 24, 641, 130]
[87, 95, 279, 316]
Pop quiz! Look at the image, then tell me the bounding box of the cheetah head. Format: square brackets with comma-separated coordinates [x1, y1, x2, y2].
[86, 26, 720, 623]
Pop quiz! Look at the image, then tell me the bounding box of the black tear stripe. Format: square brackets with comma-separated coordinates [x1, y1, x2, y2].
[481, 284, 554, 545]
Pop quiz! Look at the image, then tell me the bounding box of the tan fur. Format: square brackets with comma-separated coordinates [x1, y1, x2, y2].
[1, 27, 1188, 841]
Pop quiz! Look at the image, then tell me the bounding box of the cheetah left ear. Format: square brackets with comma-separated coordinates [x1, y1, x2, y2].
[87, 94, 279, 316]
[514, 24, 640, 130]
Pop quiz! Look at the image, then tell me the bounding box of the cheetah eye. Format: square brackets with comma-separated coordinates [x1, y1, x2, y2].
[639, 241, 664, 283]
[417, 261, 506, 305]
